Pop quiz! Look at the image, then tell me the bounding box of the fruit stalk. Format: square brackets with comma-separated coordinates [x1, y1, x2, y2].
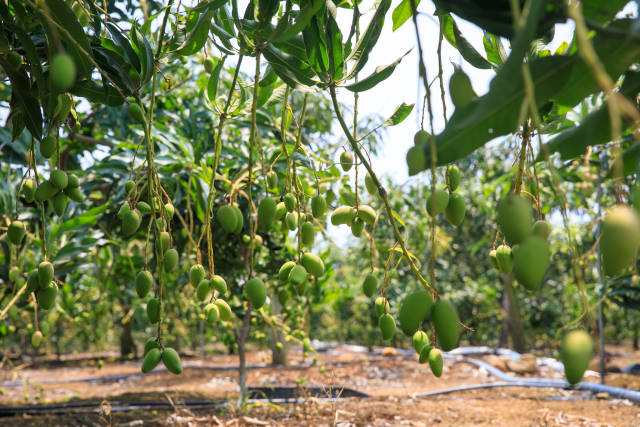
[247, 51, 262, 278]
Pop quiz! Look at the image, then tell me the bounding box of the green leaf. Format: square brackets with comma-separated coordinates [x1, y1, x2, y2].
[345, 50, 410, 92]
[392, 0, 420, 31]
[49, 205, 109, 242]
[382, 102, 414, 127]
[583, 0, 629, 24]
[546, 72, 640, 161]
[175, 10, 215, 55]
[271, 0, 324, 43]
[130, 24, 154, 84]
[0, 56, 42, 140]
[303, 13, 330, 77]
[72, 81, 125, 106]
[106, 23, 140, 73]
[346, 0, 392, 77]
[262, 45, 319, 89]
[207, 56, 226, 106]
[483, 32, 507, 67]
[440, 14, 491, 70]
[326, 9, 345, 81]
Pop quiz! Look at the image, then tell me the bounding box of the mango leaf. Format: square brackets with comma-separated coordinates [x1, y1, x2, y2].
[130, 24, 154, 84]
[72, 80, 125, 106]
[49, 204, 109, 242]
[262, 45, 319, 88]
[440, 14, 491, 69]
[175, 10, 214, 55]
[326, 8, 344, 81]
[346, 0, 392, 78]
[106, 22, 140, 72]
[303, 14, 329, 77]
[583, 0, 629, 24]
[206, 56, 226, 106]
[382, 102, 414, 127]
[392, 0, 420, 31]
[345, 50, 410, 92]
[271, 0, 324, 43]
[483, 32, 506, 67]
[0, 57, 42, 140]
[546, 72, 640, 160]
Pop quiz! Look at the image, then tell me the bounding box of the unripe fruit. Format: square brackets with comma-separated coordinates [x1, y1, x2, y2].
[53, 93, 73, 123]
[419, 343, 433, 364]
[211, 275, 227, 294]
[560, 330, 593, 385]
[351, 217, 364, 237]
[301, 222, 315, 246]
[205, 303, 219, 323]
[147, 298, 160, 323]
[497, 194, 532, 244]
[66, 174, 79, 188]
[288, 264, 308, 286]
[41, 135, 57, 159]
[357, 205, 376, 225]
[600, 205, 640, 276]
[258, 198, 277, 231]
[301, 253, 324, 277]
[331, 205, 355, 226]
[7, 51, 22, 68]
[414, 130, 430, 147]
[22, 179, 36, 203]
[118, 203, 131, 220]
[362, 274, 377, 297]
[36, 282, 57, 310]
[52, 193, 68, 216]
[278, 261, 296, 282]
[196, 280, 211, 301]
[432, 300, 460, 351]
[137, 201, 152, 215]
[532, 220, 550, 240]
[38, 261, 54, 288]
[311, 196, 327, 218]
[340, 151, 353, 171]
[163, 248, 179, 272]
[158, 231, 171, 254]
[278, 290, 289, 305]
[136, 270, 153, 298]
[446, 165, 461, 192]
[9, 266, 19, 282]
[144, 338, 160, 356]
[495, 245, 513, 274]
[406, 145, 425, 176]
[31, 331, 43, 348]
[231, 204, 243, 233]
[215, 299, 232, 321]
[189, 264, 206, 287]
[163, 203, 175, 221]
[428, 348, 444, 377]
[35, 181, 58, 201]
[141, 348, 161, 373]
[374, 297, 389, 317]
[203, 57, 215, 73]
[284, 193, 296, 212]
[285, 212, 298, 230]
[8, 221, 26, 245]
[364, 174, 377, 195]
[426, 189, 449, 217]
[26, 271, 40, 294]
[489, 249, 498, 269]
[444, 194, 465, 226]
[50, 53, 76, 91]
[412, 330, 430, 354]
[128, 103, 146, 125]
[122, 209, 142, 236]
[50, 170, 68, 190]
[275, 202, 287, 220]
[513, 236, 549, 291]
[64, 186, 83, 202]
[449, 67, 475, 108]
[378, 314, 395, 340]
[245, 278, 266, 309]
[218, 205, 237, 232]
[267, 170, 278, 189]
[399, 290, 433, 336]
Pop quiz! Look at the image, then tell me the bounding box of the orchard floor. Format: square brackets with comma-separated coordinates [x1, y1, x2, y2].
[1, 344, 640, 426]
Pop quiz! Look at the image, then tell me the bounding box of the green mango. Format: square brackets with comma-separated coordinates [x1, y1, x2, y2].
[412, 330, 430, 354]
[9, 266, 19, 282]
[64, 186, 83, 202]
[428, 348, 444, 377]
[364, 174, 377, 195]
[374, 297, 389, 317]
[50, 53, 76, 91]
[122, 209, 142, 236]
[331, 206, 355, 226]
[258, 198, 277, 230]
[189, 264, 206, 287]
[21, 178, 36, 203]
[301, 222, 315, 246]
[157, 231, 171, 254]
[419, 344, 433, 364]
[398, 290, 433, 336]
[357, 205, 376, 225]
[362, 274, 377, 298]
[137, 201, 152, 215]
[215, 299, 232, 321]
[513, 236, 549, 291]
[38, 261, 54, 288]
[52, 193, 68, 216]
[245, 278, 266, 309]
[426, 189, 449, 217]
[267, 170, 278, 189]
[351, 217, 364, 237]
[489, 249, 498, 270]
[147, 298, 160, 323]
[40, 135, 57, 159]
[311, 196, 327, 218]
[560, 330, 593, 385]
[136, 270, 153, 298]
[231, 204, 244, 233]
[285, 212, 298, 230]
[406, 145, 426, 176]
[284, 193, 296, 212]
[600, 205, 640, 276]
[124, 180, 135, 195]
[196, 280, 211, 301]
[36, 282, 57, 310]
[495, 245, 513, 274]
[279, 261, 296, 281]
[31, 331, 43, 348]
[143, 338, 159, 356]
[340, 151, 353, 172]
[50, 170, 68, 190]
[218, 205, 238, 232]
[163, 203, 175, 221]
[532, 220, 550, 240]
[8, 221, 26, 245]
[378, 313, 395, 340]
[26, 271, 40, 294]
[274, 202, 287, 220]
[163, 248, 179, 273]
[203, 57, 215, 73]
[446, 165, 461, 192]
[205, 303, 219, 323]
[301, 253, 324, 277]
[497, 194, 532, 244]
[211, 275, 227, 294]
[141, 348, 161, 373]
[35, 181, 58, 202]
[128, 103, 146, 125]
[444, 194, 465, 226]
[449, 67, 475, 108]
[66, 174, 79, 188]
[414, 130, 430, 146]
[288, 264, 308, 286]
[432, 300, 460, 351]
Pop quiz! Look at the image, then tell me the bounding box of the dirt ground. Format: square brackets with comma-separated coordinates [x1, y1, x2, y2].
[1, 344, 640, 426]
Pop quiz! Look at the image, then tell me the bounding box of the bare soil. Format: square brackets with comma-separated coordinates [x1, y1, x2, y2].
[1, 344, 640, 426]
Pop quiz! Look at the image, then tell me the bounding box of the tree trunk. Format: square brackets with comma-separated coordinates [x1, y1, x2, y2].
[269, 295, 287, 366]
[119, 315, 136, 359]
[502, 274, 526, 353]
[235, 304, 252, 407]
